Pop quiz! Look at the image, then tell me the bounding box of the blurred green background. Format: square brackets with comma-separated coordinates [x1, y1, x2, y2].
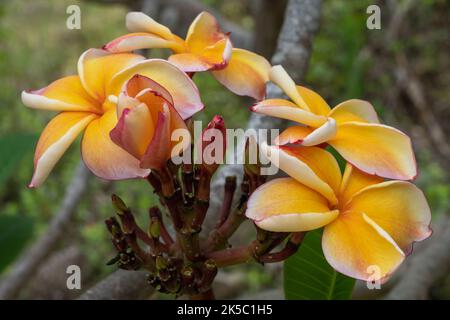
[0, 0, 448, 299]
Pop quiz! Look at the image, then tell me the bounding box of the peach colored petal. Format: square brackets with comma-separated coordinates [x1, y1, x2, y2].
[246, 177, 338, 232]
[323, 211, 405, 282]
[329, 122, 417, 180]
[21, 76, 100, 113]
[328, 99, 380, 124]
[346, 180, 432, 254]
[260, 142, 339, 205]
[103, 32, 178, 53]
[269, 65, 309, 110]
[274, 126, 313, 145]
[30, 112, 97, 187]
[169, 53, 215, 72]
[110, 59, 203, 119]
[298, 117, 336, 146]
[212, 48, 271, 100]
[185, 11, 226, 53]
[81, 109, 149, 180]
[296, 86, 331, 116]
[126, 12, 174, 39]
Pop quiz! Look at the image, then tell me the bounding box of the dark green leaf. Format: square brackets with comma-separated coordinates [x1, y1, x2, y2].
[0, 133, 37, 186]
[284, 229, 355, 300]
[0, 214, 34, 273]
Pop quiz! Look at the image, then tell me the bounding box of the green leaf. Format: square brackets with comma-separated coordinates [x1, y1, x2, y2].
[284, 229, 355, 300]
[0, 133, 37, 186]
[0, 214, 34, 273]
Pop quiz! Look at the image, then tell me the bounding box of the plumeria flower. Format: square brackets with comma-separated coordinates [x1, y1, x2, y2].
[110, 70, 192, 170]
[21, 49, 203, 187]
[246, 143, 432, 281]
[104, 11, 271, 100]
[251, 65, 417, 180]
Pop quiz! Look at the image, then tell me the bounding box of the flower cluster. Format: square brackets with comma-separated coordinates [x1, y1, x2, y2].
[22, 10, 431, 285]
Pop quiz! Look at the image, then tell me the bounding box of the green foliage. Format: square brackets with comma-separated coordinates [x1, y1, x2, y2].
[0, 214, 34, 273]
[284, 229, 355, 300]
[0, 133, 37, 186]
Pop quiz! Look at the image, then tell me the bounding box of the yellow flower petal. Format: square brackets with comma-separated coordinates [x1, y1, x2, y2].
[251, 99, 327, 127]
[246, 177, 338, 232]
[212, 48, 271, 100]
[274, 126, 313, 145]
[78, 49, 145, 101]
[296, 86, 331, 116]
[81, 109, 149, 180]
[185, 11, 227, 53]
[126, 12, 174, 39]
[21, 76, 100, 113]
[323, 211, 405, 282]
[30, 112, 97, 187]
[328, 99, 380, 124]
[260, 142, 339, 205]
[346, 181, 432, 254]
[110, 59, 203, 119]
[104, 32, 177, 53]
[329, 122, 417, 180]
[169, 53, 215, 72]
[299, 118, 336, 146]
[269, 65, 309, 110]
[339, 163, 384, 207]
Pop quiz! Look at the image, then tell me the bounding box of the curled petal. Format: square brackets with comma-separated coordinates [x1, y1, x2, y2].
[329, 122, 417, 180]
[269, 65, 309, 110]
[30, 112, 97, 187]
[212, 48, 271, 100]
[116, 93, 141, 118]
[125, 74, 174, 104]
[246, 177, 338, 232]
[329, 99, 380, 124]
[82, 109, 150, 180]
[323, 211, 405, 282]
[298, 118, 336, 146]
[274, 126, 313, 145]
[104, 33, 178, 53]
[339, 164, 384, 207]
[251, 99, 327, 127]
[110, 104, 154, 159]
[78, 48, 145, 101]
[185, 11, 227, 53]
[346, 181, 432, 254]
[126, 12, 174, 39]
[297, 86, 331, 116]
[21, 76, 100, 113]
[110, 59, 203, 119]
[140, 106, 171, 170]
[260, 142, 339, 205]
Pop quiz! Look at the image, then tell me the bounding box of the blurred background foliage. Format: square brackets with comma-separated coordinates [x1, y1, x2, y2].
[0, 0, 448, 299]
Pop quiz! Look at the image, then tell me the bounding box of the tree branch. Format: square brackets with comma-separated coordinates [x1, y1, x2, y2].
[0, 162, 90, 299]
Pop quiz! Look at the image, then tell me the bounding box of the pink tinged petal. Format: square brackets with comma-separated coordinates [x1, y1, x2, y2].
[116, 93, 141, 118]
[104, 33, 176, 53]
[329, 122, 417, 180]
[260, 142, 339, 205]
[21, 76, 100, 113]
[168, 53, 214, 72]
[110, 59, 203, 120]
[269, 65, 309, 110]
[82, 109, 150, 180]
[299, 117, 337, 146]
[296, 86, 331, 116]
[77, 48, 145, 101]
[274, 126, 313, 145]
[110, 103, 155, 160]
[251, 99, 327, 127]
[328, 99, 380, 124]
[346, 180, 432, 254]
[126, 12, 174, 39]
[212, 48, 271, 100]
[29, 112, 97, 188]
[140, 106, 171, 170]
[322, 211, 405, 282]
[125, 74, 174, 105]
[246, 177, 339, 232]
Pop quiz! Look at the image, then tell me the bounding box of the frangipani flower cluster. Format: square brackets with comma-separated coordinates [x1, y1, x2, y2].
[21, 9, 431, 288]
